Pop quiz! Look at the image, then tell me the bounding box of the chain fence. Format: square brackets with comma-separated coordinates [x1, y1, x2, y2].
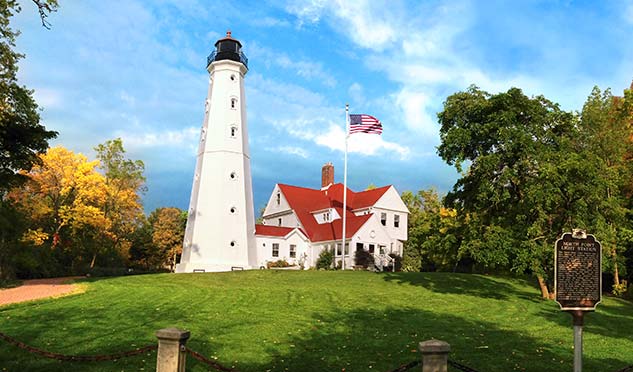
[448, 359, 481, 372]
[184, 346, 236, 371]
[0, 330, 156, 362]
[3, 329, 632, 372]
[385, 358, 480, 372]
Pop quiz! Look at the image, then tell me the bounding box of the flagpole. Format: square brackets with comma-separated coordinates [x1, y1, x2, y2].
[341, 103, 349, 271]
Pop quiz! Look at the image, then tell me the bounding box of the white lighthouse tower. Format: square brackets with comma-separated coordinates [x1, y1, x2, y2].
[176, 31, 257, 273]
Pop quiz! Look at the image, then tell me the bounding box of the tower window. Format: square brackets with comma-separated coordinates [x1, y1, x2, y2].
[230, 74, 236, 81]
[276, 192, 280, 205]
[230, 240, 236, 247]
[230, 172, 237, 180]
[278, 218, 282, 226]
[230, 207, 237, 214]
[230, 126, 238, 138]
[231, 98, 237, 109]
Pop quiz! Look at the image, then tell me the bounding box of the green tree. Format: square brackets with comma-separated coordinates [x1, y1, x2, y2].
[0, 0, 59, 280]
[437, 86, 608, 298]
[401, 189, 460, 272]
[94, 138, 145, 267]
[0, 0, 58, 191]
[578, 86, 633, 287]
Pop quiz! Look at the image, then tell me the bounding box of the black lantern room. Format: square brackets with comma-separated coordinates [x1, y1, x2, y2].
[207, 31, 248, 68]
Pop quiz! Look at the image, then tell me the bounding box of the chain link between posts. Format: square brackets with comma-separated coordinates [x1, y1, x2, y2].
[184, 346, 237, 371]
[0, 331, 156, 362]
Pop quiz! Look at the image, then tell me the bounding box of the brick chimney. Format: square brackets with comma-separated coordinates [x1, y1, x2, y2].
[321, 162, 334, 189]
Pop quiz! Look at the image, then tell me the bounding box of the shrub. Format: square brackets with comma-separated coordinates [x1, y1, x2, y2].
[613, 280, 628, 297]
[267, 259, 290, 268]
[316, 249, 333, 270]
[354, 249, 373, 268]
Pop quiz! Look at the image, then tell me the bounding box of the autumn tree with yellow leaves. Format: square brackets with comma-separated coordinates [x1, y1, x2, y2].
[8, 140, 145, 275]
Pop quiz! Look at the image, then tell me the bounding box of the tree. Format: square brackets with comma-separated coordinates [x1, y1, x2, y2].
[0, 0, 58, 280]
[401, 189, 460, 272]
[148, 207, 186, 271]
[437, 86, 609, 298]
[0, 0, 57, 192]
[94, 138, 145, 267]
[578, 86, 633, 287]
[8, 146, 109, 272]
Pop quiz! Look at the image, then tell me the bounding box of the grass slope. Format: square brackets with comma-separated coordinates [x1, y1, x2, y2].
[0, 271, 632, 371]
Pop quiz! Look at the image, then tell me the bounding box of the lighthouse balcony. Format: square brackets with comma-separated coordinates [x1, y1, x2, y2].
[207, 50, 249, 68]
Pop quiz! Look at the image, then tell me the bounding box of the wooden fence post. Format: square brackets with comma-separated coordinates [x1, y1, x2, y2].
[419, 339, 450, 372]
[156, 328, 190, 372]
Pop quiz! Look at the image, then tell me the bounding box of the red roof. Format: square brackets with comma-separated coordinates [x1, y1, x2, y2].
[255, 225, 295, 237]
[265, 183, 389, 243]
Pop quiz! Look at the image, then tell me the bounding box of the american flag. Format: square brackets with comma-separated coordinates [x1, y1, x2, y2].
[349, 114, 382, 135]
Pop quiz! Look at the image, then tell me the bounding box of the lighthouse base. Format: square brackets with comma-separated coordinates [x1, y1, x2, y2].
[175, 262, 255, 273]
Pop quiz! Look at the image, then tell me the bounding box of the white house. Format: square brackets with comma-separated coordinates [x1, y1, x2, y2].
[254, 163, 409, 269]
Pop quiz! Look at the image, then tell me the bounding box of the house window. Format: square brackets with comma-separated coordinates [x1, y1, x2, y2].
[272, 243, 279, 257]
[394, 214, 400, 228]
[276, 192, 280, 205]
[381, 212, 387, 226]
[278, 218, 282, 226]
[369, 244, 375, 254]
[289, 244, 296, 258]
[336, 243, 342, 255]
[344, 243, 349, 255]
[379, 245, 386, 254]
[356, 243, 364, 252]
[323, 212, 330, 222]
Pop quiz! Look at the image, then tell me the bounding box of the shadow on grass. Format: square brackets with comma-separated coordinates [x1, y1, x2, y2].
[380, 272, 539, 301]
[195, 306, 628, 372]
[538, 296, 633, 344]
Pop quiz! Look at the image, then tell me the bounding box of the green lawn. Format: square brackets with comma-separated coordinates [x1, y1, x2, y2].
[0, 271, 632, 371]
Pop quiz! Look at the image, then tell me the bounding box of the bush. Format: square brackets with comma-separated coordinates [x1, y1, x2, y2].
[354, 249, 373, 268]
[316, 249, 333, 270]
[388, 253, 403, 271]
[613, 282, 628, 297]
[267, 259, 290, 268]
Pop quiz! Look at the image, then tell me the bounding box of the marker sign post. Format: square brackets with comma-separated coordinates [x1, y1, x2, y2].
[554, 230, 602, 372]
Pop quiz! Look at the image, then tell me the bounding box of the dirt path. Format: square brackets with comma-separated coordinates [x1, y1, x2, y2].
[0, 277, 83, 306]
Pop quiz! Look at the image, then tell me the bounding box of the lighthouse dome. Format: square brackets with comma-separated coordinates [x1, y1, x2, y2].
[207, 30, 248, 68]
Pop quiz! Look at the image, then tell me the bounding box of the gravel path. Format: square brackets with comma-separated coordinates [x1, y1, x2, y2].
[0, 277, 83, 306]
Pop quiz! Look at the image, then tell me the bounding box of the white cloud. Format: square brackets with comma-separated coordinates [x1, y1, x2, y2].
[33, 87, 62, 109]
[116, 126, 199, 149]
[269, 146, 310, 158]
[393, 89, 438, 137]
[286, 0, 396, 51]
[625, 2, 633, 24]
[314, 124, 410, 159]
[249, 43, 336, 87]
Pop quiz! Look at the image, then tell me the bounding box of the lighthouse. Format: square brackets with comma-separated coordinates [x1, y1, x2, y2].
[176, 31, 257, 273]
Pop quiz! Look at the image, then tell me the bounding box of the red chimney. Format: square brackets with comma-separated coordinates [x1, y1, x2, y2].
[321, 162, 334, 189]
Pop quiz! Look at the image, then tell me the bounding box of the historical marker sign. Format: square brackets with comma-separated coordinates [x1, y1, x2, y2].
[555, 231, 602, 311]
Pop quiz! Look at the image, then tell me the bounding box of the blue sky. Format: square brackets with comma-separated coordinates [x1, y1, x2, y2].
[12, 0, 633, 213]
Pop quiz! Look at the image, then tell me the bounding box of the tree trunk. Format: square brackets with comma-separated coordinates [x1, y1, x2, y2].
[537, 275, 550, 299]
[613, 249, 620, 286]
[90, 253, 97, 269]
